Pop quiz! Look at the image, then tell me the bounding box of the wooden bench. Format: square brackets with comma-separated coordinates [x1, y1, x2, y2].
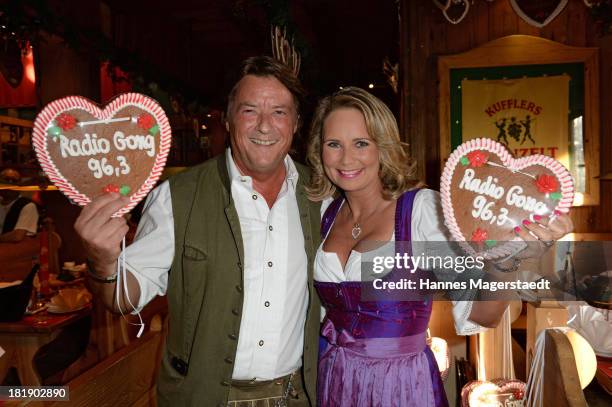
[6, 315, 165, 407]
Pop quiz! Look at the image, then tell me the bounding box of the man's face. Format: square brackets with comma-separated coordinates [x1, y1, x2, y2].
[226, 75, 298, 178]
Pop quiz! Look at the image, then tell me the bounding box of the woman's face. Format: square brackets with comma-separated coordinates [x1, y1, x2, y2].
[321, 107, 381, 195]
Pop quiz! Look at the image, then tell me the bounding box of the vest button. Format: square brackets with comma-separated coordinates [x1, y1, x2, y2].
[232, 308, 240, 316]
[224, 357, 234, 364]
[252, 194, 258, 200]
[221, 380, 230, 386]
[228, 333, 238, 340]
[267, 261, 273, 267]
[236, 285, 243, 293]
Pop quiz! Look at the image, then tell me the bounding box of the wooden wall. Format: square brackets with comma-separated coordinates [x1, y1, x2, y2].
[400, 0, 611, 232]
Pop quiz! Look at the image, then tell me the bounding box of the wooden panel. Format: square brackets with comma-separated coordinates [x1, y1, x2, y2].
[595, 35, 612, 174]
[401, 0, 429, 181]
[540, 1, 570, 43]
[566, 0, 587, 47]
[400, 0, 609, 227]
[55, 321, 162, 407]
[516, 14, 541, 37]
[488, 0, 518, 40]
[472, 2, 491, 45]
[0, 116, 33, 128]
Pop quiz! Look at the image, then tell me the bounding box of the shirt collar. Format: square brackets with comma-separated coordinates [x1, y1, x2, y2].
[225, 147, 299, 188]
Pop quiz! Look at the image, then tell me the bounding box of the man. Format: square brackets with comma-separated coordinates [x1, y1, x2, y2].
[0, 169, 39, 243]
[75, 56, 321, 406]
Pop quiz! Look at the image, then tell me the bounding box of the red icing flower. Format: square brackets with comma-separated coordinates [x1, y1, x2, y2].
[56, 113, 77, 131]
[137, 113, 156, 130]
[535, 174, 558, 193]
[471, 228, 488, 243]
[102, 184, 120, 194]
[467, 150, 489, 167]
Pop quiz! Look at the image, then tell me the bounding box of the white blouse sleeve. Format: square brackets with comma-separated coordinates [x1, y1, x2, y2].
[411, 189, 488, 336]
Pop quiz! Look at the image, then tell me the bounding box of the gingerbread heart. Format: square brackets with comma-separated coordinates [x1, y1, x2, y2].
[461, 379, 526, 407]
[440, 138, 574, 260]
[32, 93, 171, 217]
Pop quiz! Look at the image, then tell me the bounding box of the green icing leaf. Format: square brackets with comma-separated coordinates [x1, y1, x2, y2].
[47, 126, 61, 138]
[550, 192, 562, 200]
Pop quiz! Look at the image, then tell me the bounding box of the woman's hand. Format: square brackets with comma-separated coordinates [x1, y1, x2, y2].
[513, 211, 574, 260]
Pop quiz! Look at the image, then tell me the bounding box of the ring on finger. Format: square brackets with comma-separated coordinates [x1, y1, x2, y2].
[541, 240, 554, 248]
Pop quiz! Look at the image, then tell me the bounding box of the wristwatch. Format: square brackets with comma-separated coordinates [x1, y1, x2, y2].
[86, 259, 118, 283]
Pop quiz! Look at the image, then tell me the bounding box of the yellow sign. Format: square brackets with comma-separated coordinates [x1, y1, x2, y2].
[462, 75, 570, 168]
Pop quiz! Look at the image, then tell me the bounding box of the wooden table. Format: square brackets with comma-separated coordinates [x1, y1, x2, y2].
[0, 306, 92, 385]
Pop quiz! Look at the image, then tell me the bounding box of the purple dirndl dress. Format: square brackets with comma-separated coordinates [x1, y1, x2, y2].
[315, 190, 449, 407]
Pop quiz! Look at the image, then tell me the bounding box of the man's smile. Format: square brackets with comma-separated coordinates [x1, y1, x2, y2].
[250, 138, 278, 146]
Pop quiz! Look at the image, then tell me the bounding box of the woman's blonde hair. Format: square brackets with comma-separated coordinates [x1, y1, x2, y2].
[306, 87, 423, 201]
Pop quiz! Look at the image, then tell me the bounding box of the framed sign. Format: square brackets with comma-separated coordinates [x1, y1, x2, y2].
[438, 35, 600, 206]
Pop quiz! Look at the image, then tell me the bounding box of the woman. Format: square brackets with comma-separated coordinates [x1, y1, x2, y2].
[306, 87, 573, 406]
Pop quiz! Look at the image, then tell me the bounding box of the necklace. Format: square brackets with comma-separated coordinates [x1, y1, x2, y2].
[351, 223, 362, 240]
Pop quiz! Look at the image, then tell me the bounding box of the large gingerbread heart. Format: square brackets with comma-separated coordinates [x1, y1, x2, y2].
[32, 93, 171, 216]
[440, 138, 574, 260]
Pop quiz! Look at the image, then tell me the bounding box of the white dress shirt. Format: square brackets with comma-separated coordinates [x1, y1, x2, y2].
[315, 189, 486, 335]
[124, 148, 309, 380]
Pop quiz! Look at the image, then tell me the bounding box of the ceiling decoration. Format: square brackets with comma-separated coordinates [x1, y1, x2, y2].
[271, 25, 300, 76]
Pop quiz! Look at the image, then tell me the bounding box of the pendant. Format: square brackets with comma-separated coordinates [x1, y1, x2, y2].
[351, 223, 362, 240]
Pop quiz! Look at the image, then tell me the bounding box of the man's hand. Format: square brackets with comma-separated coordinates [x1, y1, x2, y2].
[74, 193, 130, 274]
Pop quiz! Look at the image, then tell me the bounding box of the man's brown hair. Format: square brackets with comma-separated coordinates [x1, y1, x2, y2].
[226, 56, 305, 127]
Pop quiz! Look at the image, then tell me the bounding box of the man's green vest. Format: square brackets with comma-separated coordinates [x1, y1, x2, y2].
[157, 154, 322, 407]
